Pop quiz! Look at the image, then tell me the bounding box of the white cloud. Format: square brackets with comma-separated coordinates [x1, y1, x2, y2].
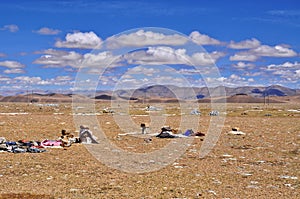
[229, 74, 246, 81]
[0, 76, 11, 81]
[0, 60, 25, 68]
[35, 27, 61, 35]
[33, 49, 82, 68]
[189, 31, 222, 45]
[55, 31, 102, 49]
[33, 49, 121, 70]
[126, 66, 160, 77]
[232, 62, 255, 69]
[207, 74, 257, 87]
[295, 70, 300, 77]
[191, 51, 225, 65]
[230, 43, 297, 62]
[229, 52, 259, 61]
[14, 76, 42, 84]
[4, 68, 25, 74]
[106, 30, 188, 49]
[262, 61, 300, 83]
[55, 76, 72, 81]
[177, 68, 201, 75]
[266, 61, 300, 70]
[1, 24, 19, 32]
[10, 75, 73, 87]
[243, 71, 262, 77]
[228, 38, 261, 49]
[81, 51, 120, 68]
[0, 53, 6, 57]
[124, 46, 224, 66]
[252, 45, 297, 57]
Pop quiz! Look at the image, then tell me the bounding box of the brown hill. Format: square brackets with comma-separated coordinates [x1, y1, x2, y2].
[0, 93, 81, 103]
[216, 94, 283, 103]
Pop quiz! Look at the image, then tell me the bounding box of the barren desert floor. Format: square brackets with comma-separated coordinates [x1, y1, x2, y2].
[0, 102, 299, 199]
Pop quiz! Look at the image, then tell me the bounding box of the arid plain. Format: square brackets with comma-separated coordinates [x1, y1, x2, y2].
[0, 101, 299, 199]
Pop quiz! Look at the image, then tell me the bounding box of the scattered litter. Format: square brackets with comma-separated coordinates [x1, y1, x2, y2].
[222, 154, 233, 158]
[174, 165, 184, 169]
[53, 113, 64, 115]
[287, 109, 300, 113]
[69, 188, 80, 192]
[0, 127, 84, 153]
[35, 103, 59, 107]
[103, 107, 114, 113]
[246, 185, 260, 189]
[209, 110, 219, 116]
[228, 127, 246, 135]
[250, 181, 259, 184]
[279, 175, 298, 180]
[144, 138, 152, 143]
[241, 172, 253, 177]
[0, 112, 29, 115]
[207, 190, 217, 196]
[190, 109, 201, 115]
[144, 105, 161, 111]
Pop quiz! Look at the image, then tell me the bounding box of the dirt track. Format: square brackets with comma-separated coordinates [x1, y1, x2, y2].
[0, 102, 299, 198]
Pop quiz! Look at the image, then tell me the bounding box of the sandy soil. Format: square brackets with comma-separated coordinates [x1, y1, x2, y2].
[0, 102, 299, 199]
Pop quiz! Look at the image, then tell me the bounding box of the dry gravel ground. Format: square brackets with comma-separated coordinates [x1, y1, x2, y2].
[0, 102, 299, 199]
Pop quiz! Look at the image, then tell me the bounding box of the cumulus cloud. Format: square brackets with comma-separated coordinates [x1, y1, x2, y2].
[106, 30, 188, 49]
[206, 74, 256, 87]
[33, 49, 83, 68]
[34, 27, 61, 35]
[262, 61, 300, 84]
[14, 76, 43, 84]
[0, 76, 11, 81]
[124, 46, 224, 66]
[252, 45, 297, 57]
[229, 52, 259, 61]
[81, 51, 121, 68]
[0, 60, 25, 68]
[4, 68, 25, 74]
[228, 38, 261, 49]
[189, 31, 222, 45]
[10, 75, 73, 87]
[230, 44, 297, 61]
[125, 66, 160, 77]
[266, 61, 300, 70]
[55, 31, 102, 49]
[232, 62, 255, 69]
[33, 49, 122, 70]
[0, 24, 19, 32]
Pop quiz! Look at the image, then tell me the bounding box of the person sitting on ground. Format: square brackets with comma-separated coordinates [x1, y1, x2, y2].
[79, 125, 98, 144]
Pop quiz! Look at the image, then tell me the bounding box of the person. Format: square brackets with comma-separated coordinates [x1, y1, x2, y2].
[79, 125, 98, 144]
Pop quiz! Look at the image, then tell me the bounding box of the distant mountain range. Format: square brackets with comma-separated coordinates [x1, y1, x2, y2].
[0, 85, 299, 103]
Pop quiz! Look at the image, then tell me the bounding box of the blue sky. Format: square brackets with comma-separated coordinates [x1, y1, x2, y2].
[0, 0, 300, 94]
